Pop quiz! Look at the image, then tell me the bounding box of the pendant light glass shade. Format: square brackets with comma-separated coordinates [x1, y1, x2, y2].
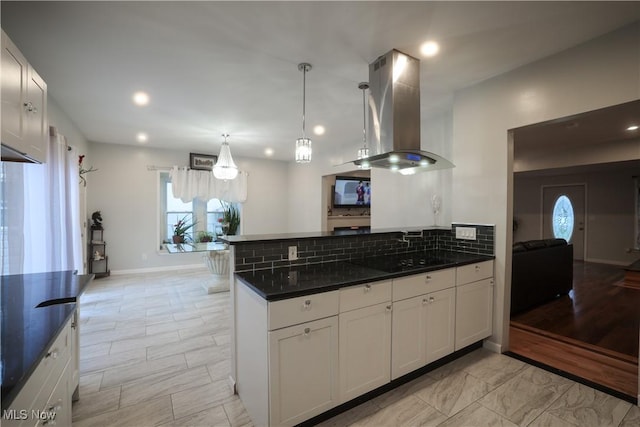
[295, 63, 312, 163]
[357, 82, 370, 169]
[213, 134, 238, 181]
[295, 137, 312, 163]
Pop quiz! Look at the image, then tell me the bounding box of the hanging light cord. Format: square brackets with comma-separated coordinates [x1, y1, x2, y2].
[301, 65, 307, 139]
[361, 84, 367, 147]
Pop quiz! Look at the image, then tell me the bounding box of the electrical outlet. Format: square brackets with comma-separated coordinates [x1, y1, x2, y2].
[288, 245, 298, 260]
[455, 226, 477, 240]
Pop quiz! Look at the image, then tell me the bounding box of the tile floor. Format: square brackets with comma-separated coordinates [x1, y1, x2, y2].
[73, 269, 640, 427]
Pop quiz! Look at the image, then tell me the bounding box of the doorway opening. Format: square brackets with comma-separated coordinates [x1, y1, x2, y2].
[508, 101, 640, 403]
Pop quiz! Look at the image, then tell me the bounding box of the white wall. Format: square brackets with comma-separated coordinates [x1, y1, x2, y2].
[86, 142, 289, 272]
[514, 167, 638, 265]
[451, 23, 640, 352]
[48, 97, 90, 154]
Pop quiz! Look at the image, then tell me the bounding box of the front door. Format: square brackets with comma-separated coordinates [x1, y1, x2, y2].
[542, 184, 585, 260]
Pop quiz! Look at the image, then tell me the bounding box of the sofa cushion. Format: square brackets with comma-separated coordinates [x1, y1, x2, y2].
[544, 238, 567, 247]
[512, 242, 527, 253]
[522, 240, 547, 250]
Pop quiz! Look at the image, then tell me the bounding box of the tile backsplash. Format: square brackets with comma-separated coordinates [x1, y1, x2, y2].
[233, 224, 494, 272]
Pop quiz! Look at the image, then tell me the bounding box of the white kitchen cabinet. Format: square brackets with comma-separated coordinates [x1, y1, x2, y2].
[425, 287, 456, 363]
[338, 281, 392, 402]
[236, 282, 340, 427]
[71, 309, 80, 401]
[338, 292, 392, 402]
[455, 261, 494, 350]
[4, 317, 72, 427]
[391, 272, 456, 379]
[268, 316, 339, 426]
[391, 294, 426, 379]
[1, 29, 47, 163]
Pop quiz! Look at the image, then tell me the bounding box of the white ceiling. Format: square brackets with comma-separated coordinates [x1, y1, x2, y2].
[2, 1, 639, 162]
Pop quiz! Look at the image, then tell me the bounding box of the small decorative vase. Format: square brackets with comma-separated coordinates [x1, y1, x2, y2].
[172, 235, 184, 244]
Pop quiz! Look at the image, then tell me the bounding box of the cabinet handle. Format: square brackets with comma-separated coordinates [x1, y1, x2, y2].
[302, 300, 311, 310]
[303, 327, 311, 336]
[386, 305, 392, 312]
[46, 349, 59, 359]
[48, 399, 63, 412]
[23, 101, 37, 113]
[364, 284, 371, 292]
[425, 275, 432, 282]
[429, 296, 435, 303]
[475, 265, 480, 270]
[422, 298, 428, 305]
[42, 421, 56, 426]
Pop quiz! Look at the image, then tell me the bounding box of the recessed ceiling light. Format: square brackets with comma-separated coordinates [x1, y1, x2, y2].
[136, 132, 148, 143]
[420, 41, 440, 57]
[132, 91, 149, 106]
[264, 147, 274, 157]
[627, 125, 639, 131]
[313, 125, 325, 136]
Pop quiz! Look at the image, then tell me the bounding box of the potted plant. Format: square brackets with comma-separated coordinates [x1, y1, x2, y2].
[173, 215, 197, 243]
[196, 231, 215, 243]
[221, 202, 240, 236]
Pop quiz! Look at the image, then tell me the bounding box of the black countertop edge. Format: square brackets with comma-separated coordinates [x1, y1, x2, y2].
[235, 252, 494, 301]
[1, 271, 95, 410]
[221, 226, 451, 245]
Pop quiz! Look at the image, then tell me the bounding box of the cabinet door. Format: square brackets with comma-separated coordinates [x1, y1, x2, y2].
[1, 31, 28, 150]
[269, 316, 339, 427]
[425, 287, 456, 363]
[391, 295, 426, 380]
[25, 66, 47, 162]
[38, 360, 71, 427]
[339, 302, 391, 403]
[455, 278, 494, 350]
[71, 309, 80, 401]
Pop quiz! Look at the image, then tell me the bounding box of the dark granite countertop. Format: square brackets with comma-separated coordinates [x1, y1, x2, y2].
[222, 226, 451, 245]
[236, 250, 493, 301]
[1, 271, 94, 409]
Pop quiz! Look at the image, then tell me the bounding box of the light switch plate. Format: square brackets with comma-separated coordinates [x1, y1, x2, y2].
[288, 245, 298, 260]
[456, 226, 477, 240]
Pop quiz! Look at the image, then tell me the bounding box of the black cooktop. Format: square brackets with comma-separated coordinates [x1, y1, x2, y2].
[349, 252, 455, 273]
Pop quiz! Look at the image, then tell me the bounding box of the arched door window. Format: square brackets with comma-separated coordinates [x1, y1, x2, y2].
[552, 194, 574, 242]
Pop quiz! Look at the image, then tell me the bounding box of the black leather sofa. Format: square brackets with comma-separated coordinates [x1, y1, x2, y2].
[511, 238, 573, 315]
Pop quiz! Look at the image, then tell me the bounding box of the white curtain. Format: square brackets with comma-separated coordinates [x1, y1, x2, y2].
[170, 166, 248, 203]
[1, 127, 83, 274]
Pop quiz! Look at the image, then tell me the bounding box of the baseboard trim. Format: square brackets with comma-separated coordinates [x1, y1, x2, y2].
[110, 264, 207, 275]
[483, 339, 502, 354]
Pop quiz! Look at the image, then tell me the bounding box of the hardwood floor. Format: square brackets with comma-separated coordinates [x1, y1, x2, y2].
[510, 261, 639, 401]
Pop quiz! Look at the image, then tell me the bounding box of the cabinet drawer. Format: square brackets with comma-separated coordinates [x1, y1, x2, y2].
[339, 280, 392, 312]
[456, 260, 493, 286]
[393, 268, 455, 301]
[268, 291, 339, 330]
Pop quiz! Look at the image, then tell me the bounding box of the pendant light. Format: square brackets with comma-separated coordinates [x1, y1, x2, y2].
[295, 63, 312, 163]
[213, 133, 238, 180]
[357, 82, 370, 169]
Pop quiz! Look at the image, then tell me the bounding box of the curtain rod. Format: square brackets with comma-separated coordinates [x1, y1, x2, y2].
[146, 165, 249, 176]
[147, 165, 176, 171]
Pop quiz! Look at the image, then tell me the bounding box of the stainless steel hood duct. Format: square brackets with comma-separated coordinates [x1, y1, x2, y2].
[352, 49, 454, 174]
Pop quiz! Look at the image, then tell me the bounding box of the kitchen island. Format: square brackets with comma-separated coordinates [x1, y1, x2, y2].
[1, 271, 93, 426]
[228, 224, 495, 426]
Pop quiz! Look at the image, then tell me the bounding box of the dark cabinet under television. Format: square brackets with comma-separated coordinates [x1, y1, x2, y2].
[88, 228, 110, 278]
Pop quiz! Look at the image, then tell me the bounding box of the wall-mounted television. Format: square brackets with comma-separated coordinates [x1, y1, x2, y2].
[333, 176, 371, 208]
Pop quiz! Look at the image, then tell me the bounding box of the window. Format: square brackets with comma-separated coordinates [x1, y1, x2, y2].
[159, 172, 235, 246]
[552, 194, 574, 242]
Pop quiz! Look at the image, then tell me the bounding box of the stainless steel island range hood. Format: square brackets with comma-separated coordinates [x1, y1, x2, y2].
[352, 49, 454, 174]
